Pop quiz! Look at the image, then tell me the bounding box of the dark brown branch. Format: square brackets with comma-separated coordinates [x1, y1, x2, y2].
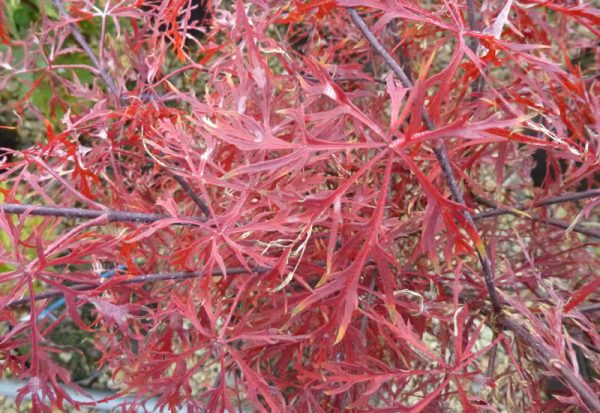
[2, 187, 596, 229]
[52, 0, 119, 98]
[0, 203, 205, 224]
[486, 330, 499, 378]
[348, 7, 502, 312]
[579, 303, 600, 313]
[170, 173, 212, 218]
[499, 315, 600, 413]
[534, 189, 600, 208]
[465, 0, 484, 92]
[473, 195, 600, 239]
[465, 0, 480, 54]
[7, 266, 269, 308]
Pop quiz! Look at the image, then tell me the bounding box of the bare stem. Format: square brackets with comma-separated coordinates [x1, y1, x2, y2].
[579, 303, 600, 313]
[348, 7, 501, 312]
[0, 203, 205, 224]
[52, 0, 119, 98]
[486, 330, 499, 378]
[2, 187, 595, 228]
[474, 194, 600, 239]
[170, 173, 212, 218]
[466, 0, 478, 35]
[360, 275, 377, 347]
[7, 266, 269, 308]
[464, 0, 484, 92]
[534, 189, 600, 207]
[473, 189, 600, 216]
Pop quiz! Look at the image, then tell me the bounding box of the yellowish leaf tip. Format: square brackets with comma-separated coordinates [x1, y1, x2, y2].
[475, 240, 487, 257]
[510, 208, 532, 219]
[334, 324, 348, 344]
[291, 302, 306, 317]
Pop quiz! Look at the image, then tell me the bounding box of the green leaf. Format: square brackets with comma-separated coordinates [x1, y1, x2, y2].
[9, 0, 40, 38]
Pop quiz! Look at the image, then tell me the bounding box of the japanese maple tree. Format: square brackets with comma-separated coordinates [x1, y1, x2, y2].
[0, 0, 599, 411]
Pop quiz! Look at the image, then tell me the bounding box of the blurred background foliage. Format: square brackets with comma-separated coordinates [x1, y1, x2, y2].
[0, 0, 105, 394]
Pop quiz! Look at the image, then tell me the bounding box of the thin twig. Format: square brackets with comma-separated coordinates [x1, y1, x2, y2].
[466, 0, 478, 33]
[579, 303, 600, 313]
[499, 314, 600, 413]
[170, 173, 212, 218]
[303, 73, 386, 85]
[534, 189, 600, 208]
[486, 330, 499, 378]
[348, 7, 501, 312]
[7, 266, 269, 308]
[52, 0, 119, 98]
[473, 195, 600, 239]
[390, 21, 413, 84]
[473, 189, 600, 217]
[465, 0, 484, 92]
[0, 203, 206, 224]
[465, 0, 479, 53]
[2, 188, 596, 228]
[360, 275, 377, 347]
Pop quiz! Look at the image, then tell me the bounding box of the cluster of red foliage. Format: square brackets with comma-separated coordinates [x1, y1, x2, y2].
[0, 0, 599, 411]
